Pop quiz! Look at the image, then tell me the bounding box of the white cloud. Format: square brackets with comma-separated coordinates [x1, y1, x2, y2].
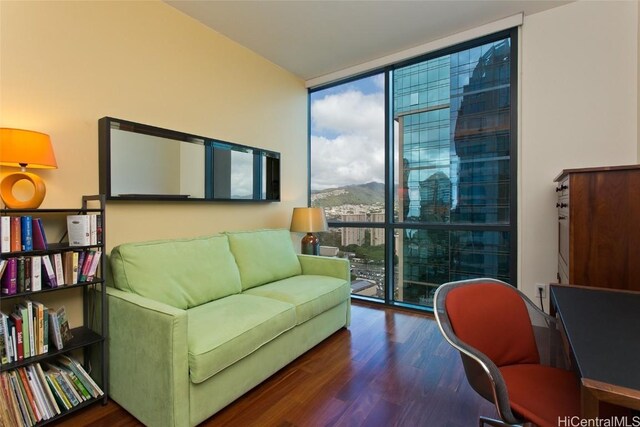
[311, 89, 384, 190]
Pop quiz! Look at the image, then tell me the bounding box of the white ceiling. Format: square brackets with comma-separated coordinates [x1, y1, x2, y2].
[165, 0, 570, 82]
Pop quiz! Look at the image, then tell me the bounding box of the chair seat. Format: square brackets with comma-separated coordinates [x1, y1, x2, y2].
[500, 364, 580, 427]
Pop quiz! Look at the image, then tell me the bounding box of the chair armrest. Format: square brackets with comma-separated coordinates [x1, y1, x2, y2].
[107, 287, 190, 427]
[297, 254, 350, 282]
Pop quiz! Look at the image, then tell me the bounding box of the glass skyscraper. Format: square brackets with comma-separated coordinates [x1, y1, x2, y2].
[394, 37, 513, 306]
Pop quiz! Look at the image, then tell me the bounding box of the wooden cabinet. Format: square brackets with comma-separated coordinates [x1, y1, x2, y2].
[555, 165, 640, 291]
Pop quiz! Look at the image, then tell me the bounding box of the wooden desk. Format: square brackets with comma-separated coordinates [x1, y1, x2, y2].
[550, 284, 640, 417]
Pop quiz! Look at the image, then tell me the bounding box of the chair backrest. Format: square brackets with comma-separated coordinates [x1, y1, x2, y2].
[434, 278, 540, 425]
[445, 282, 540, 367]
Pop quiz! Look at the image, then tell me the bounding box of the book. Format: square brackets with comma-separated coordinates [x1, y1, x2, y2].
[31, 301, 45, 355]
[30, 256, 42, 292]
[15, 305, 29, 360]
[0, 312, 9, 364]
[44, 372, 71, 411]
[52, 253, 64, 287]
[71, 251, 79, 284]
[9, 217, 21, 252]
[25, 365, 52, 420]
[31, 218, 48, 251]
[1, 312, 14, 363]
[42, 307, 49, 353]
[0, 259, 7, 280]
[76, 251, 86, 281]
[34, 364, 60, 416]
[0, 372, 21, 427]
[8, 313, 23, 361]
[21, 367, 48, 422]
[1, 258, 17, 295]
[79, 250, 95, 282]
[9, 321, 17, 365]
[16, 256, 25, 293]
[41, 255, 57, 288]
[20, 216, 33, 251]
[17, 367, 41, 422]
[44, 365, 80, 408]
[66, 215, 90, 247]
[56, 306, 73, 345]
[63, 251, 74, 285]
[9, 370, 34, 426]
[48, 311, 63, 351]
[0, 216, 9, 253]
[23, 301, 35, 358]
[96, 214, 103, 245]
[24, 256, 32, 292]
[57, 355, 103, 398]
[86, 250, 102, 282]
[89, 214, 97, 245]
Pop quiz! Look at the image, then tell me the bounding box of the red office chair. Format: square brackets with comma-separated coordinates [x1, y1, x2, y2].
[434, 278, 580, 427]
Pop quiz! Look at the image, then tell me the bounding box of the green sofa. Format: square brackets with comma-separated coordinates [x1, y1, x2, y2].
[106, 229, 351, 427]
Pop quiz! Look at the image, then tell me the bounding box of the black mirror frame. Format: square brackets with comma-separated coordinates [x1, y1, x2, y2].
[98, 117, 280, 202]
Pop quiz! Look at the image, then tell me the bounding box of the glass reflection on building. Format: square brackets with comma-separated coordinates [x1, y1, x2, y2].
[394, 37, 513, 306]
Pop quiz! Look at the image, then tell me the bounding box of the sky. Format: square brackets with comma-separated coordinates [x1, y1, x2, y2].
[310, 74, 386, 191]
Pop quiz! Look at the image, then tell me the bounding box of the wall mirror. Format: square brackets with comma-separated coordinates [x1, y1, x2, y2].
[99, 117, 280, 202]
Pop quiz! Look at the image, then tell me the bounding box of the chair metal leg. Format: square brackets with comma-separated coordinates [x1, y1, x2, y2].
[479, 416, 524, 427]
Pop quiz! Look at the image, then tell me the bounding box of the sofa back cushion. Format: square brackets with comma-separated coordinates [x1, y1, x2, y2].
[110, 234, 242, 309]
[226, 229, 302, 290]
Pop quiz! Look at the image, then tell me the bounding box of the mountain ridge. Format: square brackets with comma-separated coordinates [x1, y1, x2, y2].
[311, 181, 384, 207]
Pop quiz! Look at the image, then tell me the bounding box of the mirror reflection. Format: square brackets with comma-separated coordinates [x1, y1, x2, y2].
[99, 117, 280, 202]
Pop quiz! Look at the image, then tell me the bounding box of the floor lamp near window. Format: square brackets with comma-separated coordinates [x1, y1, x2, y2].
[0, 128, 57, 209]
[290, 207, 328, 255]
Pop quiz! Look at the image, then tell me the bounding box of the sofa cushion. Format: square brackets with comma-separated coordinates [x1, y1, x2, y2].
[187, 294, 296, 384]
[226, 229, 302, 290]
[110, 234, 242, 310]
[243, 275, 350, 324]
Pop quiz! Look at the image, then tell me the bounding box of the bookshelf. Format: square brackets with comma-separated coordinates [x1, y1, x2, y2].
[0, 195, 107, 426]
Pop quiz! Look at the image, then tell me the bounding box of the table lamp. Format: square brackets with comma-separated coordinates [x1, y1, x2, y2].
[0, 128, 57, 209]
[290, 207, 328, 255]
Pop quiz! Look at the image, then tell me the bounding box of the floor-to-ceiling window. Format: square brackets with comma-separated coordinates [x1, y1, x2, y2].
[310, 29, 517, 309]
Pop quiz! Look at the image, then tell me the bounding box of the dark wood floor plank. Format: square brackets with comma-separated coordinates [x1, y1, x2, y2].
[52, 301, 497, 426]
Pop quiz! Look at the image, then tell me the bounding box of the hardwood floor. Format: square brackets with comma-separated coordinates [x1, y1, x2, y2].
[52, 301, 497, 427]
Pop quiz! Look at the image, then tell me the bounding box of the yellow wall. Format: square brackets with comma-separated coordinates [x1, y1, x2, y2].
[0, 1, 308, 252]
[520, 0, 638, 304]
[0, 1, 307, 325]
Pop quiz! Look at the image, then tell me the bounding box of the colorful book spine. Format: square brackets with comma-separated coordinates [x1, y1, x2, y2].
[20, 216, 33, 251]
[9, 217, 20, 252]
[30, 256, 42, 292]
[41, 255, 57, 288]
[66, 215, 91, 247]
[52, 253, 64, 288]
[8, 313, 23, 362]
[0, 312, 9, 364]
[0, 216, 10, 253]
[32, 218, 48, 251]
[16, 257, 25, 293]
[1, 258, 17, 295]
[17, 305, 30, 361]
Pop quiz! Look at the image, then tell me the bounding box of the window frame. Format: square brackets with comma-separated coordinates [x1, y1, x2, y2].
[308, 28, 518, 310]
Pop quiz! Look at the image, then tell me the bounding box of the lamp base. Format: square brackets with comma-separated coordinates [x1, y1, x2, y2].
[301, 232, 320, 255]
[0, 172, 46, 209]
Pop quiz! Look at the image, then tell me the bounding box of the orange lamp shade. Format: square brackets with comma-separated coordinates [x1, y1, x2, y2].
[0, 128, 57, 209]
[0, 128, 57, 169]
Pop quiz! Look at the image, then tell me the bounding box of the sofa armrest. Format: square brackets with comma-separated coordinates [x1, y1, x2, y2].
[297, 254, 350, 282]
[107, 286, 190, 427]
